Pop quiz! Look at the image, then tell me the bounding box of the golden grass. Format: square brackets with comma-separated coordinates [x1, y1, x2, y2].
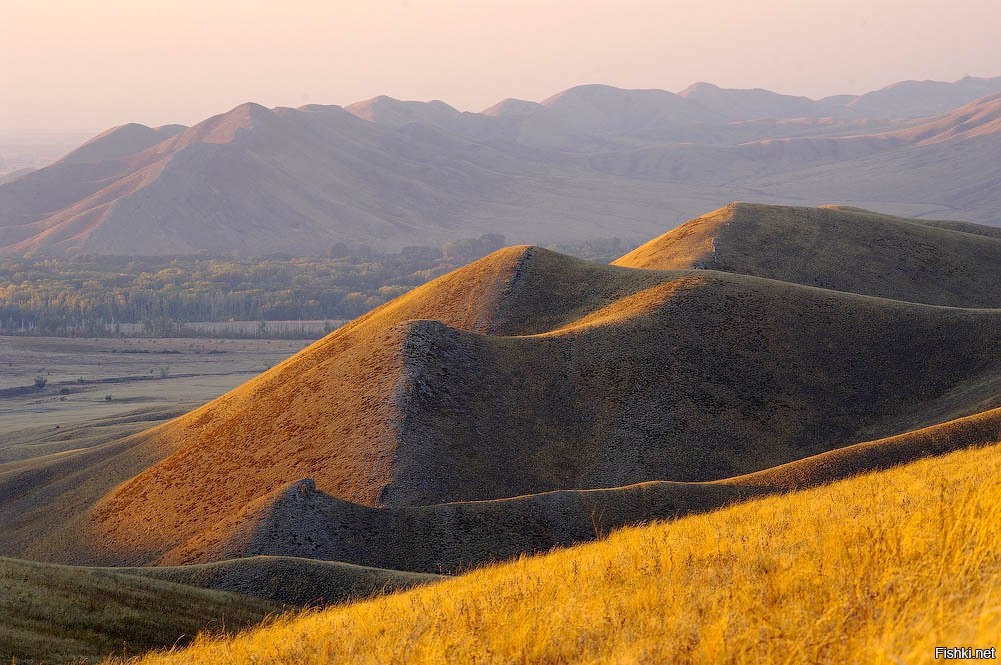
[122, 443, 1000, 665]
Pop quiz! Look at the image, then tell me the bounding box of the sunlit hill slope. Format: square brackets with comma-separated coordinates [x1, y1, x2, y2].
[120, 442, 1001, 665]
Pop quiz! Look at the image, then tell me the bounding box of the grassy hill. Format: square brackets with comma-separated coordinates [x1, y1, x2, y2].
[114, 441, 1000, 665]
[3, 238, 1000, 568]
[0, 557, 276, 664]
[614, 203, 1001, 307]
[1, 202, 999, 662]
[0, 554, 437, 663]
[157, 404, 1001, 573]
[83, 246, 1001, 566]
[120, 556, 439, 606]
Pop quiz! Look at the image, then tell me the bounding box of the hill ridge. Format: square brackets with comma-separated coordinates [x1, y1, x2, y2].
[156, 404, 1001, 573]
[74, 242, 1001, 565]
[614, 203, 1001, 306]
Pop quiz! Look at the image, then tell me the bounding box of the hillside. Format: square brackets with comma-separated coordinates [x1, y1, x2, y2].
[119, 556, 439, 606]
[614, 203, 1001, 306]
[835, 74, 1001, 118]
[56, 123, 187, 165]
[0, 104, 530, 256]
[0, 556, 276, 664]
[116, 441, 1001, 665]
[0, 204, 999, 663]
[0, 234, 996, 567]
[153, 405, 1001, 572]
[0, 553, 437, 663]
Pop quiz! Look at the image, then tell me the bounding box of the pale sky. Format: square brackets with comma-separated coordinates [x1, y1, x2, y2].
[2, 0, 999, 133]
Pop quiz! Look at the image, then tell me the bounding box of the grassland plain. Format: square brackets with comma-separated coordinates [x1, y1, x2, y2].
[0, 336, 311, 435]
[111, 442, 1000, 665]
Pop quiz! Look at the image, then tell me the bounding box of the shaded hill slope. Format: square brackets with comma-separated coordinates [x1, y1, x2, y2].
[73, 246, 1001, 565]
[120, 556, 439, 607]
[152, 404, 1001, 573]
[0, 556, 276, 664]
[614, 203, 1001, 306]
[117, 441, 1001, 665]
[56, 123, 186, 165]
[0, 554, 436, 662]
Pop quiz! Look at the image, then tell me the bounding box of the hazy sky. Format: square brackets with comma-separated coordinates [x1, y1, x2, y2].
[3, 0, 999, 133]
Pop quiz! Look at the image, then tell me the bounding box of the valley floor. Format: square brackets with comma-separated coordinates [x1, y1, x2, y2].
[0, 336, 311, 459]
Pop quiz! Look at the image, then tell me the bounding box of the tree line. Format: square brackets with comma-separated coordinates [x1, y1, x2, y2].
[0, 235, 630, 337]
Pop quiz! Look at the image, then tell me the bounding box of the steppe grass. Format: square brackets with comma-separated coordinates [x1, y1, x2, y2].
[120, 442, 999, 664]
[0, 558, 276, 664]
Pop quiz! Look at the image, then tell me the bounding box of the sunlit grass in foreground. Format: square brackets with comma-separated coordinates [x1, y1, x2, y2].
[122, 443, 1000, 664]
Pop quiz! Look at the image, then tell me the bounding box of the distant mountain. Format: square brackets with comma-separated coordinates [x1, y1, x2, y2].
[827, 75, 1001, 118]
[678, 82, 819, 121]
[1, 76, 999, 257]
[0, 168, 34, 185]
[674, 75, 1001, 121]
[344, 96, 465, 127]
[587, 93, 1001, 224]
[746, 93, 1001, 223]
[0, 103, 534, 255]
[56, 123, 187, 165]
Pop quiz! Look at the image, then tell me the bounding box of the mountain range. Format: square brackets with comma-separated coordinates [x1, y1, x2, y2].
[1, 76, 1000, 256]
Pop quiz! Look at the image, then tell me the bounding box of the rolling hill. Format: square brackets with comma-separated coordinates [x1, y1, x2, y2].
[1, 202, 1000, 663]
[3, 206, 1000, 574]
[2, 77, 1001, 257]
[112, 441, 1001, 665]
[0, 554, 436, 664]
[614, 202, 1001, 306]
[152, 404, 1001, 572]
[0, 556, 276, 664]
[84, 251, 1001, 565]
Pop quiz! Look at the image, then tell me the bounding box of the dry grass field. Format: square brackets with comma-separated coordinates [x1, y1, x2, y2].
[117, 442, 1000, 665]
[0, 557, 277, 664]
[0, 555, 437, 663]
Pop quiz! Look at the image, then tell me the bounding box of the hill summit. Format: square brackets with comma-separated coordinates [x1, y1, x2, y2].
[615, 202, 1001, 307]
